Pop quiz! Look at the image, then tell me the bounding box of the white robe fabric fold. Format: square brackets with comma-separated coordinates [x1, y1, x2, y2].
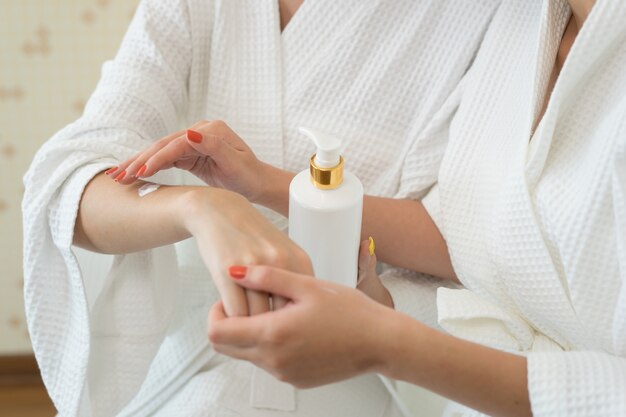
[22, 0, 500, 416]
[429, 0, 626, 415]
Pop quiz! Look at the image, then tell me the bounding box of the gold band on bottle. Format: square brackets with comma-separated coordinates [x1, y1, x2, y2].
[310, 155, 343, 189]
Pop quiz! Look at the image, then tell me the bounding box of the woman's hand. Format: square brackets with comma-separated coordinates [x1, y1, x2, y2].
[207, 264, 394, 388]
[105, 120, 291, 208]
[182, 188, 312, 317]
[208, 264, 533, 417]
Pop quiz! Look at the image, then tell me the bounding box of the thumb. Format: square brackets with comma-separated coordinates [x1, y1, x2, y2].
[357, 237, 377, 285]
[228, 265, 314, 301]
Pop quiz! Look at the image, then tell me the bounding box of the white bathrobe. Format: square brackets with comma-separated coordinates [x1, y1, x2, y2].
[21, 1, 499, 416]
[424, 0, 626, 416]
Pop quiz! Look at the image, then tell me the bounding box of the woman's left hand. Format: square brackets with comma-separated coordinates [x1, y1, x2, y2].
[208, 265, 395, 388]
[107, 120, 289, 208]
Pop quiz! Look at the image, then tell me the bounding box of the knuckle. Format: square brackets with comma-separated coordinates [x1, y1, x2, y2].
[265, 247, 287, 266]
[208, 119, 227, 130]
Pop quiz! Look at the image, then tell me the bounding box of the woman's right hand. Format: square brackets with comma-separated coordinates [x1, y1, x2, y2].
[180, 187, 312, 317]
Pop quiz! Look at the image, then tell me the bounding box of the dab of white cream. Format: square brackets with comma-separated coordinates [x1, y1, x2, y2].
[138, 183, 161, 197]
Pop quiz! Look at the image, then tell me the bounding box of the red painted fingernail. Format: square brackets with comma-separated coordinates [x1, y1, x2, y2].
[136, 165, 147, 177]
[105, 167, 117, 175]
[114, 170, 126, 182]
[187, 129, 203, 143]
[228, 266, 247, 279]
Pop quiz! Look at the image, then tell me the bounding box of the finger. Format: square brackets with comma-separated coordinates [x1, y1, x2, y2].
[208, 300, 228, 323]
[272, 295, 289, 311]
[105, 150, 143, 181]
[228, 265, 313, 300]
[211, 342, 255, 361]
[357, 237, 377, 285]
[140, 134, 197, 180]
[109, 130, 184, 184]
[216, 275, 250, 318]
[246, 289, 271, 316]
[122, 131, 186, 183]
[208, 301, 265, 347]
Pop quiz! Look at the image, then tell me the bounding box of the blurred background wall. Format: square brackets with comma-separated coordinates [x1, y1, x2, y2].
[0, 0, 140, 355]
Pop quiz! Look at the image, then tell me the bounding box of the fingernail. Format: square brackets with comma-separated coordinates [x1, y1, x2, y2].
[105, 167, 117, 175]
[187, 129, 203, 143]
[114, 170, 126, 182]
[136, 164, 147, 177]
[228, 265, 247, 279]
[368, 236, 375, 256]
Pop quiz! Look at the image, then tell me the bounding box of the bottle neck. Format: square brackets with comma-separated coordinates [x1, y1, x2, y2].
[310, 154, 344, 189]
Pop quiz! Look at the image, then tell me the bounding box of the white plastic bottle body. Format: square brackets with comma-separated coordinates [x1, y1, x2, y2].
[288, 170, 363, 287]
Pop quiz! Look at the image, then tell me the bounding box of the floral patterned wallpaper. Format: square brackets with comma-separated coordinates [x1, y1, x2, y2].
[0, 0, 140, 354]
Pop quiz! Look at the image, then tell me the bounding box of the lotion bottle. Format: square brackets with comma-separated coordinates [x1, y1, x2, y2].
[288, 127, 363, 287]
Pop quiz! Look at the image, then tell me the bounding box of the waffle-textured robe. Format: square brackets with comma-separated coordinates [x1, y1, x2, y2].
[21, 0, 499, 416]
[425, 0, 626, 415]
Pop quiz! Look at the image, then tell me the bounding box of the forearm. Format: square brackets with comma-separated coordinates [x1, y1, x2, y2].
[262, 166, 456, 281]
[74, 172, 202, 254]
[361, 196, 456, 281]
[378, 312, 531, 417]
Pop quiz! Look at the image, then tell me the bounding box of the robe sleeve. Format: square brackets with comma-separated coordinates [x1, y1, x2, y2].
[527, 351, 626, 416]
[22, 1, 197, 416]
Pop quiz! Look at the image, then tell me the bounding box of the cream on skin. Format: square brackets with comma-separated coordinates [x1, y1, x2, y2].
[207, 2, 597, 417]
[137, 182, 161, 197]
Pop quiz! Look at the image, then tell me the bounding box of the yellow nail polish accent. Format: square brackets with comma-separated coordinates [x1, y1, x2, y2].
[368, 236, 375, 256]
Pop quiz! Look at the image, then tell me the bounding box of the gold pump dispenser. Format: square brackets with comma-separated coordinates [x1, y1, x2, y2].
[299, 127, 344, 190]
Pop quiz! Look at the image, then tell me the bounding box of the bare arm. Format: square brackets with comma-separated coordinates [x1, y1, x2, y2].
[74, 172, 194, 254]
[383, 311, 530, 417]
[73, 170, 311, 316]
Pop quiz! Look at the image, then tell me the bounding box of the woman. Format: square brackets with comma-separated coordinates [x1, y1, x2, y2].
[207, 0, 626, 416]
[22, 0, 500, 416]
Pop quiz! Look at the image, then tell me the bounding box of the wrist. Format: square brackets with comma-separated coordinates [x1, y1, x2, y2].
[177, 186, 246, 235]
[253, 163, 294, 215]
[364, 306, 403, 375]
[370, 309, 426, 379]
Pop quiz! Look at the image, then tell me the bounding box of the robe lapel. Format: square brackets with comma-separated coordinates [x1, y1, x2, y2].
[494, 0, 591, 349]
[526, 0, 626, 187]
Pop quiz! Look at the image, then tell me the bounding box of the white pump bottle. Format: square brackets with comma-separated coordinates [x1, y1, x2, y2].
[288, 127, 364, 287]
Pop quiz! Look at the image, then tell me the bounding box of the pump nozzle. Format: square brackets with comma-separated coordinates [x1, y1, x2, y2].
[299, 127, 341, 168]
[299, 127, 344, 189]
